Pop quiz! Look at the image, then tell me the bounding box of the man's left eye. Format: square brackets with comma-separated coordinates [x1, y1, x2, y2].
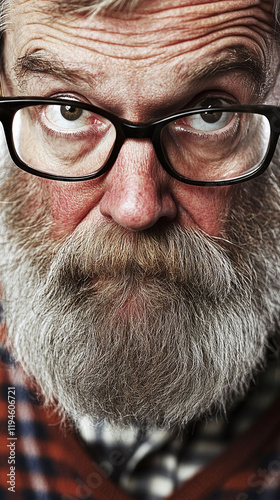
[187, 98, 235, 132]
[188, 110, 234, 132]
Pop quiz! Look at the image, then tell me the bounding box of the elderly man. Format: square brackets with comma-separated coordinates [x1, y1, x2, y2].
[0, 0, 280, 498]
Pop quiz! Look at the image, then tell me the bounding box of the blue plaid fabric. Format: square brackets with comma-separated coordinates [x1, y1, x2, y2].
[0, 343, 280, 500]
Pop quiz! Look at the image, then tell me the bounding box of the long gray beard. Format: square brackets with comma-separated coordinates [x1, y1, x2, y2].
[0, 156, 280, 429]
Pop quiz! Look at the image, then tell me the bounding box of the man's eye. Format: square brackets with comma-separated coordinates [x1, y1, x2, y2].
[189, 110, 233, 131]
[60, 105, 83, 121]
[44, 104, 90, 130]
[187, 97, 234, 132]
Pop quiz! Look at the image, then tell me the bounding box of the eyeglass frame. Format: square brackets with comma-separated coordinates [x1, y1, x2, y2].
[1, 96, 280, 186]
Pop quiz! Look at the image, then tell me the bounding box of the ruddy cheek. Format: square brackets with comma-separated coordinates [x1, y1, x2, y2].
[175, 185, 232, 236]
[194, 206, 226, 236]
[41, 179, 105, 237]
[197, 188, 232, 236]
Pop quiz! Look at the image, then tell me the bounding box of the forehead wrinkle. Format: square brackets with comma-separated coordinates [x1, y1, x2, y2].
[6, 0, 276, 73]
[18, 0, 274, 52]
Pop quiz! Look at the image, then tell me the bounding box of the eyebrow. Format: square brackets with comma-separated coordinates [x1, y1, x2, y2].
[12, 44, 271, 99]
[13, 52, 99, 90]
[188, 45, 271, 97]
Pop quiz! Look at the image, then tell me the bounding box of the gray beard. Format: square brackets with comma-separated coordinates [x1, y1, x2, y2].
[0, 153, 280, 430]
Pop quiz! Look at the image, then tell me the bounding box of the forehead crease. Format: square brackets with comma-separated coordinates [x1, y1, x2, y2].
[15, 0, 274, 37]
[6, 0, 275, 68]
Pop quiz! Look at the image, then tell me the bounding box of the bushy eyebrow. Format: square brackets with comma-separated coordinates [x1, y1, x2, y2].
[13, 52, 98, 89]
[191, 46, 269, 92]
[12, 44, 271, 99]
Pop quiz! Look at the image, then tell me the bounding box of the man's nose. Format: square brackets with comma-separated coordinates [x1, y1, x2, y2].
[99, 139, 177, 230]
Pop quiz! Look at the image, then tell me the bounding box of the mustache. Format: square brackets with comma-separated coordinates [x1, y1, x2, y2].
[46, 221, 248, 301]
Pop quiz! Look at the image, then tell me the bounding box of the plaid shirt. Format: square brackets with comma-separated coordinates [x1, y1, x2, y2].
[1, 340, 280, 500]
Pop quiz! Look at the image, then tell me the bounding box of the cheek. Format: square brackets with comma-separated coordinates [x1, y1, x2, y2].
[42, 178, 104, 237]
[175, 185, 232, 236]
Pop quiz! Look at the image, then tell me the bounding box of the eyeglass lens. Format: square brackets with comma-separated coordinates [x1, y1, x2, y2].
[12, 103, 117, 177]
[161, 109, 271, 182]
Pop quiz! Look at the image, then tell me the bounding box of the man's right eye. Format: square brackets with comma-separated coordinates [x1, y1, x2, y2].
[44, 104, 92, 131]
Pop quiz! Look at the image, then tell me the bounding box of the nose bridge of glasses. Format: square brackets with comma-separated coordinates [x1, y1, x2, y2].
[121, 121, 155, 140]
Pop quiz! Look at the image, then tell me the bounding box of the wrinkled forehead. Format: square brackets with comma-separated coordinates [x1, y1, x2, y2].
[5, 0, 276, 51]
[2, 0, 278, 120]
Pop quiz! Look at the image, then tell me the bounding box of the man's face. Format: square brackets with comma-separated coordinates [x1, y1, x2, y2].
[2, 0, 276, 238]
[0, 0, 280, 429]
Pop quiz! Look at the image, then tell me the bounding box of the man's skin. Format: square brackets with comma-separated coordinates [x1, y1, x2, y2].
[1, 0, 276, 240]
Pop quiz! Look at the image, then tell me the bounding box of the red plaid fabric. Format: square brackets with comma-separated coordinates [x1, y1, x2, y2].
[0, 340, 280, 500]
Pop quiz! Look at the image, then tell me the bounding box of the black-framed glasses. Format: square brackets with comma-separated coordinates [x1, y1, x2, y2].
[1, 97, 280, 186]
